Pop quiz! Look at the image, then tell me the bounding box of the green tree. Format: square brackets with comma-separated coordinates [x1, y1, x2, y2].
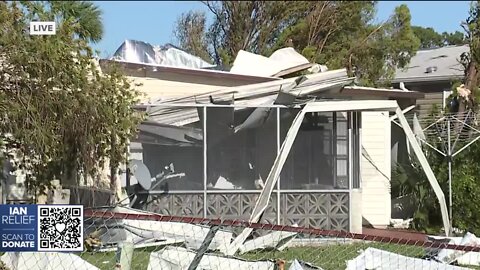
[348, 4, 420, 86]
[0, 1, 142, 194]
[173, 10, 211, 63]
[175, 1, 300, 66]
[173, 1, 420, 86]
[442, 31, 466, 45]
[412, 26, 444, 48]
[270, 2, 420, 86]
[455, 0, 480, 114]
[412, 26, 466, 49]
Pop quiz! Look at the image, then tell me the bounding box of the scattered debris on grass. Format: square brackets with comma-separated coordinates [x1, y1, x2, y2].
[84, 206, 233, 253]
[1, 252, 99, 270]
[428, 232, 480, 266]
[239, 228, 298, 254]
[147, 246, 276, 270]
[346, 247, 470, 270]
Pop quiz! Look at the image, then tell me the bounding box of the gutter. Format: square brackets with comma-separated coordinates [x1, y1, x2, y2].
[391, 74, 464, 84]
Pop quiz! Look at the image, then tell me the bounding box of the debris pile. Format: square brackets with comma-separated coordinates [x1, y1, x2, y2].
[147, 246, 276, 270]
[346, 247, 470, 270]
[0, 252, 99, 270]
[428, 232, 480, 266]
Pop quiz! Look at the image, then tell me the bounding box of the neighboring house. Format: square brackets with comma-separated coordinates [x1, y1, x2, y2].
[389, 45, 468, 167]
[100, 40, 426, 232]
[388, 45, 468, 219]
[391, 45, 469, 118]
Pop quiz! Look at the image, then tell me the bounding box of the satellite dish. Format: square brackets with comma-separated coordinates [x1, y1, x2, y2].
[128, 160, 151, 190]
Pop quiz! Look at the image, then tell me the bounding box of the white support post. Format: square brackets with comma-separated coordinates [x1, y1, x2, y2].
[395, 107, 451, 236]
[225, 109, 307, 256]
[389, 105, 416, 121]
[203, 106, 207, 218]
[276, 107, 281, 225]
[116, 241, 134, 270]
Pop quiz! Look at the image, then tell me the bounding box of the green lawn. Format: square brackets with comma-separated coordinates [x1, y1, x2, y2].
[79, 242, 427, 270]
[2, 242, 479, 269]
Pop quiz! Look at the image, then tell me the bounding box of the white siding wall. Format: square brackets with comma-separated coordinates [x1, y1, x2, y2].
[361, 111, 391, 228]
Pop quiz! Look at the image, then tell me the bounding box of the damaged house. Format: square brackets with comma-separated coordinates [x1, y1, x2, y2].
[98, 40, 440, 233]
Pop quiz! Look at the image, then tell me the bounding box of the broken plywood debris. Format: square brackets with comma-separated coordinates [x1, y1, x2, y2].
[1, 252, 99, 270]
[147, 246, 276, 270]
[428, 232, 480, 266]
[346, 247, 470, 270]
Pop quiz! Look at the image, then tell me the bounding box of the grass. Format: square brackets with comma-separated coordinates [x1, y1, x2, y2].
[3, 242, 480, 269]
[79, 242, 427, 270]
[80, 246, 159, 270]
[241, 242, 426, 270]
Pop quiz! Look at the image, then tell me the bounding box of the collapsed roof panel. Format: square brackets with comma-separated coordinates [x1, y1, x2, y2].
[230, 47, 313, 77]
[143, 69, 354, 126]
[135, 121, 203, 146]
[111, 39, 216, 69]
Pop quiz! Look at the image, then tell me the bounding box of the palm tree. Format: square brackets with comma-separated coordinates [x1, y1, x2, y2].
[50, 1, 104, 43]
[20, 1, 103, 43]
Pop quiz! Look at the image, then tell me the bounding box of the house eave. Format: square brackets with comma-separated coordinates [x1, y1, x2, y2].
[390, 74, 464, 85]
[99, 59, 281, 84]
[340, 86, 425, 99]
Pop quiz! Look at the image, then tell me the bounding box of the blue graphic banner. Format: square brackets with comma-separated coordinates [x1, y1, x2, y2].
[0, 204, 84, 252]
[0, 204, 38, 251]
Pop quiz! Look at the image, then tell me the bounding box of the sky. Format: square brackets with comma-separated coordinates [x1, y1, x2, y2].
[92, 1, 471, 58]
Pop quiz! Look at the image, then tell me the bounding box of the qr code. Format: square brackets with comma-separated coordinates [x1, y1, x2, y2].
[37, 205, 84, 251]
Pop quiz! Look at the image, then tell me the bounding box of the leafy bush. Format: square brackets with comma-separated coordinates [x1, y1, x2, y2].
[392, 108, 480, 235]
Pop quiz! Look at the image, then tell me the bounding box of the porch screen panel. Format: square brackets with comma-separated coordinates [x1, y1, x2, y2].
[136, 105, 205, 192]
[352, 111, 361, 189]
[335, 112, 349, 189]
[279, 109, 336, 190]
[206, 106, 277, 191]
